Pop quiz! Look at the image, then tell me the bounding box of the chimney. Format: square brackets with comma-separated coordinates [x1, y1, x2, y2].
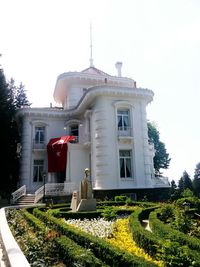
[115, 62, 122, 77]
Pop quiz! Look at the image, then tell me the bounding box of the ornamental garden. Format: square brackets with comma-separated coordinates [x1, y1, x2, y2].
[5, 191, 200, 267]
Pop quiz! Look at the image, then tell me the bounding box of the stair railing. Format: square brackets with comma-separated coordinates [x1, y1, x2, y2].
[34, 185, 44, 203]
[11, 185, 26, 204]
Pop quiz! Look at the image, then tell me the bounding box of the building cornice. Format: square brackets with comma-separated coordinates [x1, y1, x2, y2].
[16, 85, 154, 119]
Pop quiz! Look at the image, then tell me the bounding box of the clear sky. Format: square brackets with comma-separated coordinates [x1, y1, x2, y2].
[0, 0, 200, 183]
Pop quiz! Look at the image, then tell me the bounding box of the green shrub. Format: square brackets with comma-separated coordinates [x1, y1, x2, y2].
[173, 209, 193, 234]
[115, 195, 128, 202]
[129, 208, 161, 257]
[176, 197, 200, 210]
[56, 235, 108, 267]
[157, 241, 200, 267]
[22, 209, 107, 266]
[149, 210, 200, 252]
[33, 208, 157, 267]
[101, 207, 117, 221]
[158, 204, 175, 223]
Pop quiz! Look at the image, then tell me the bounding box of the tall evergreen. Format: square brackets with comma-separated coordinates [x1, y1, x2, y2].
[178, 171, 193, 193]
[193, 162, 200, 196]
[14, 82, 31, 108]
[0, 63, 30, 196]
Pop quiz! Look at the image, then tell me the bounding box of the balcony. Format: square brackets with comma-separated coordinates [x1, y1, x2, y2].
[32, 139, 46, 150]
[118, 127, 132, 136]
[69, 136, 79, 143]
[118, 127, 133, 144]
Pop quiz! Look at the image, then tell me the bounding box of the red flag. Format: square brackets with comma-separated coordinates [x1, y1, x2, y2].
[47, 136, 75, 172]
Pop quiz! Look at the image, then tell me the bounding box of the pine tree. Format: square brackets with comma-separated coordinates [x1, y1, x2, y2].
[178, 171, 193, 193]
[147, 122, 171, 176]
[0, 64, 30, 196]
[169, 179, 179, 199]
[14, 82, 31, 108]
[193, 162, 200, 196]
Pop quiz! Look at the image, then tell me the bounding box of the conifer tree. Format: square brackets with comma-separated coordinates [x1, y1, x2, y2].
[193, 162, 200, 196]
[14, 82, 31, 108]
[0, 61, 30, 196]
[178, 171, 193, 193]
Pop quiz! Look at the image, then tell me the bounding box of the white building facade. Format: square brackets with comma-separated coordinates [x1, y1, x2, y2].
[16, 63, 169, 200]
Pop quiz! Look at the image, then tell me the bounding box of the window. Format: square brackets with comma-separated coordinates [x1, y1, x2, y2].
[69, 124, 79, 142]
[35, 126, 45, 144]
[117, 110, 130, 131]
[119, 150, 132, 178]
[33, 160, 44, 182]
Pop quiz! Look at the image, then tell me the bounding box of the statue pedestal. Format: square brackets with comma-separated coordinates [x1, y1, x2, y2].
[70, 191, 79, 212]
[76, 199, 96, 212]
[70, 168, 96, 212]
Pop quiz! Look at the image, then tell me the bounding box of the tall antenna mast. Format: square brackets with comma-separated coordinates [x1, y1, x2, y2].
[89, 22, 94, 67]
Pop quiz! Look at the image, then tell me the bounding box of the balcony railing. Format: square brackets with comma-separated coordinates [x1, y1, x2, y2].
[69, 136, 79, 143]
[118, 127, 132, 137]
[32, 139, 46, 149]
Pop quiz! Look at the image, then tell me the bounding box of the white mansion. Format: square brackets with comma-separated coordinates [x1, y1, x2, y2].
[16, 62, 169, 201]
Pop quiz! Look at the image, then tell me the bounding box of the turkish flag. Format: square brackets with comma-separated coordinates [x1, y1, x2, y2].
[47, 136, 75, 172]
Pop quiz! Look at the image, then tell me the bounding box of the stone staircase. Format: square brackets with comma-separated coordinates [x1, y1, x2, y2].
[14, 194, 35, 205]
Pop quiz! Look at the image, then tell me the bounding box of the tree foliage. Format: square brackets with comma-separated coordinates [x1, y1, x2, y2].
[193, 162, 200, 196]
[147, 122, 171, 175]
[0, 64, 30, 196]
[178, 171, 193, 193]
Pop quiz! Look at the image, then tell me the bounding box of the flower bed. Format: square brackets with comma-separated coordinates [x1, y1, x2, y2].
[107, 218, 163, 267]
[65, 218, 114, 238]
[33, 208, 158, 266]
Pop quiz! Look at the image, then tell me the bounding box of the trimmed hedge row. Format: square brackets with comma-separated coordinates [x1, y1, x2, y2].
[97, 201, 156, 208]
[52, 209, 103, 219]
[129, 208, 161, 257]
[22, 210, 108, 267]
[149, 210, 200, 252]
[33, 208, 157, 267]
[50, 207, 134, 220]
[129, 207, 200, 266]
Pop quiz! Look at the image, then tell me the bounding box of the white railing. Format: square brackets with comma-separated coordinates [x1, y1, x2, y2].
[32, 139, 46, 149]
[34, 183, 73, 203]
[45, 183, 65, 196]
[11, 185, 26, 204]
[34, 186, 45, 203]
[64, 182, 78, 195]
[152, 176, 170, 187]
[118, 127, 132, 137]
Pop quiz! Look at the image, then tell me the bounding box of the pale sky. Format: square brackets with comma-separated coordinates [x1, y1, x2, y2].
[1, 0, 200, 183]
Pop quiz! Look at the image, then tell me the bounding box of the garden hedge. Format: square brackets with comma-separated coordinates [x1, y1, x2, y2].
[129, 207, 200, 266]
[149, 210, 200, 252]
[22, 210, 108, 267]
[129, 208, 161, 257]
[33, 208, 157, 267]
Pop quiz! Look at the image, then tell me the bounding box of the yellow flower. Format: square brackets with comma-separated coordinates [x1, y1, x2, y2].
[106, 218, 164, 267]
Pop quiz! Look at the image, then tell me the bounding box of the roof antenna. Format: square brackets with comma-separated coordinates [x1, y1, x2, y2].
[89, 22, 94, 67]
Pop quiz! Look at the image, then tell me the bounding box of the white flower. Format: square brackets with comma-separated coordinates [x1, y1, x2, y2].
[64, 218, 114, 238]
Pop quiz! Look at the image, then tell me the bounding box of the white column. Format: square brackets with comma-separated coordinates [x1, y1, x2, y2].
[20, 117, 32, 190]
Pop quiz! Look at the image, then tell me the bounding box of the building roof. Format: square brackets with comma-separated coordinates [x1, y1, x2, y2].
[81, 66, 111, 76]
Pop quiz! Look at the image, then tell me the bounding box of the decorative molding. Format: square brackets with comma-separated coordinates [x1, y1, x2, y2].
[112, 100, 135, 109]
